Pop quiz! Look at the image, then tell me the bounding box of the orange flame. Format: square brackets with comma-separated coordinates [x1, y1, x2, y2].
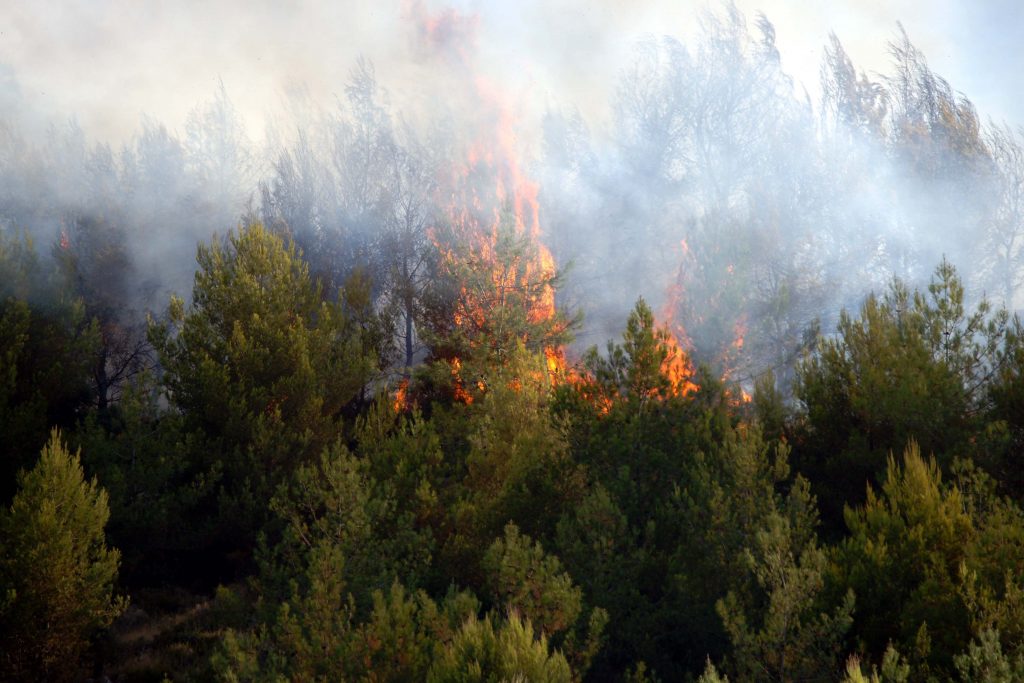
[393, 378, 410, 413]
[450, 358, 474, 404]
[656, 324, 700, 397]
[655, 239, 753, 401]
[653, 239, 699, 397]
[411, 1, 563, 397]
[544, 346, 564, 376]
[659, 239, 695, 349]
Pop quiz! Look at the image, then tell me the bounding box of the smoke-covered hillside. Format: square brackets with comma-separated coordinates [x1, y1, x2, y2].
[2, 3, 1022, 390]
[4, 3, 1024, 681]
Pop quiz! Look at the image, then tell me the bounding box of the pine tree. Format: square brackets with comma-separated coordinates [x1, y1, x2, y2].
[834, 442, 973, 676]
[483, 522, 583, 638]
[149, 222, 376, 556]
[427, 611, 573, 683]
[0, 230, 99, 502]
[0, 429, 124, 681]
[717, 510, 854, 681]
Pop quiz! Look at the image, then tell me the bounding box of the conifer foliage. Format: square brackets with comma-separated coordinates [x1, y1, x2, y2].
[0, 429, 124, 681]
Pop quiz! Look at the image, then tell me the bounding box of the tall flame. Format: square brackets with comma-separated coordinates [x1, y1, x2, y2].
[404, 1, 564, 406]
[656, 239, 699, 396]
[397, 2, 742, 412]
[659, 238, 751, 404]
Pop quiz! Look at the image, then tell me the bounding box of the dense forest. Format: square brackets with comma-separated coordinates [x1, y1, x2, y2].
[5, 4, 1024, 682]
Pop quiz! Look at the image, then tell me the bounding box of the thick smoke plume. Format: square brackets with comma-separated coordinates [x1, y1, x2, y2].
[1, 0, 1023, 392]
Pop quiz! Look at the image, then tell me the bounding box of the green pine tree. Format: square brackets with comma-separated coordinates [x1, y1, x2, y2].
[149, 222, 375, 557]
[0, 429, 125, 681]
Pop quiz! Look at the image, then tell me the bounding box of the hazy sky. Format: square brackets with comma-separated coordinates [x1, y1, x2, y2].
[1, 0, 1022, 145]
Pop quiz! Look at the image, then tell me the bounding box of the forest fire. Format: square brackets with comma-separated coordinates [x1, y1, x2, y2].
[428, 124, 563, 402]
[652, 239, 751, 403]
[449, 357, 477, 404]
[393, 1, 753, 415]
[654, 239, 700, 397]
[722, 320, 748, 378]
[404, 2, 566, 408]
[392, 378, 409, 413]
[8, 3, 1023, 680]
[656, 325, 701, 397]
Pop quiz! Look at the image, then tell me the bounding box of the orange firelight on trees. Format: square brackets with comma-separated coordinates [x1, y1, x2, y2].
[408, 3, 564, 405]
